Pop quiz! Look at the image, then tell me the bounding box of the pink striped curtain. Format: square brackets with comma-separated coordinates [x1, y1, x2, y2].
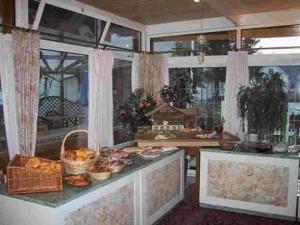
[12, 30, 40, 156]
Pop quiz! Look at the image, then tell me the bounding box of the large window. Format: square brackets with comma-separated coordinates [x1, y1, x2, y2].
[113, 60, 133, 144]
[29, 0, 39, 26]
[104, 23, 141, 51]
[151, 30, 236, 56]
[169, 67, 226, 129]
[37, 50, 88, 156]
[249, 66, 300, 144]
[0, 0, 14, 33]
[242, 25, 300, 54]
[38, 4, 106, 47]
[0, 88, 7, 152]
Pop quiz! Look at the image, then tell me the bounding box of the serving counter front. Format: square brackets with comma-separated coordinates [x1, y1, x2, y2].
[199, 149, 299, 220]
[0, 150, 184, 225]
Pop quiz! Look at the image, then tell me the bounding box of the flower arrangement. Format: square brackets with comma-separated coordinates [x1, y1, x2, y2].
[118, 89, 158, 132]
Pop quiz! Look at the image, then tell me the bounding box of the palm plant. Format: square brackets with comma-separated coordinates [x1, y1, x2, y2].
[237, 69, 287, 140]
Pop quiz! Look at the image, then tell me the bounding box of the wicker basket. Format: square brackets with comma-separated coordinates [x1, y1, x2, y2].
[87, 167, 112, 180]
[7, 155, 63, 194]
[60, 129, 100, 175]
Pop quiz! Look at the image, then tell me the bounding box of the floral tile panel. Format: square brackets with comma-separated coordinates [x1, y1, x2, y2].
[207, 160, 289, 207]
[64, 183, 134, 225]
[146, 159, 181, 217]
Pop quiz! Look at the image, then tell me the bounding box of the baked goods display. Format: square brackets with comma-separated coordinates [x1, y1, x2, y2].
[25, 157, 62, 174]
[60, 129, 100, 175]
[65, 175, 90, 187]
[64, 148, 95, 161]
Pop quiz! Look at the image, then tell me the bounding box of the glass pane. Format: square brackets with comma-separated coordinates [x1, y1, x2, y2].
[151, 31, 236, 56]
[39, 4, 106, 47]
[0, 88, 8, 152]
[169, 67, 226, 129]
[37, 50, 88, 158]
[242, 25, 300, 54]
[29, 0, 39, 25]
[0, 0, 15, 33]
[249, 66, 300, 144]
[0, 83, 8, 173]
[113, 60, 133, 144]
[104, 23, 141, 51]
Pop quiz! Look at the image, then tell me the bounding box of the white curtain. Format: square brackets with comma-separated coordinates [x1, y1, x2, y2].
[0, 34, 20, 159]
[224, 51, 249, 139]
[88, 49, 114, 148]
[131, 53, 169, 96]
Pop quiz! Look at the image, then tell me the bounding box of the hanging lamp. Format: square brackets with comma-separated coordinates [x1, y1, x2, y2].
[196, 0, 206, 64]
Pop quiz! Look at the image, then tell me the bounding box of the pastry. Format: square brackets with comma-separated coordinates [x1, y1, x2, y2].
[65, 175, 90, 187]
[25, 158, 41, 168]
[51, 162, 62, 173]
[64, 149, 95, 161]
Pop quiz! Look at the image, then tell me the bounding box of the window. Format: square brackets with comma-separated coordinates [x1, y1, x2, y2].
[104, 23, 141, 51]
[151, 30, 236, 56]
[39, 4, 106, 47]
[169, 67, 226, 129]
[0, 0, 15, 33]
[0, 87, 7, 153]
[242, 25, 300, 54]
[37, 50, 88, 157]
[249, 66, 300, 144]
[29, 0, 39, 26]
[113, 60, 133, 144]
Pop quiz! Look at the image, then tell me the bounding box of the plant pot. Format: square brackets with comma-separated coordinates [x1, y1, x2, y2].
[248, 133, 258, 143]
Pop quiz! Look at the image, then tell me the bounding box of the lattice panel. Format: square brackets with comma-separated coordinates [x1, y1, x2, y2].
[39, 96, 85, 117]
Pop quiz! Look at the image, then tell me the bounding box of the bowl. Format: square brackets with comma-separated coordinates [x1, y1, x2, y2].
[273, 143, 288, 153]
[87, 166, 112, 180]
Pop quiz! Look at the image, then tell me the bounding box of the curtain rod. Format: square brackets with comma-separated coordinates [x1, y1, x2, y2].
[0, 23, 39, 33]
[0, 23, 159, 55]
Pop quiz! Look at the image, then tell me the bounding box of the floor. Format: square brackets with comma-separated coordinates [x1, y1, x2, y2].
[157, 176, 297, 225]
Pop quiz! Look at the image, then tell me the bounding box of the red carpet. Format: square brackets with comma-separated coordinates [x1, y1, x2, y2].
[158, 185, 297, 225]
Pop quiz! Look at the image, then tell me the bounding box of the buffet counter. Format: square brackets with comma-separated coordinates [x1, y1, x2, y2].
[199, 148, 299, 220]
[0, 150, 184, 225]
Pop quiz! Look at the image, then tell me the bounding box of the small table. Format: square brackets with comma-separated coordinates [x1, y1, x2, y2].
[135, 132, 240, 202]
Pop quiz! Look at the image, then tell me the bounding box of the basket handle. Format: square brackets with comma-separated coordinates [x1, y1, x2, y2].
[60, 129, 100, 156]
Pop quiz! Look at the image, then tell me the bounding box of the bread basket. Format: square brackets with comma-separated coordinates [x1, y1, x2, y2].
[60, 129, 100, 175]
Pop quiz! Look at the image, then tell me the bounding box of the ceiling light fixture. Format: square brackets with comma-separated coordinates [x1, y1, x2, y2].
[197, 0, 206, 64]
[193, 0, 200, 2]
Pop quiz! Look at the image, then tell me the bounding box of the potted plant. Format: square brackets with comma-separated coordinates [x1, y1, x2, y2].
[237, 69, 287, 142]
[160, 73, 194, 108]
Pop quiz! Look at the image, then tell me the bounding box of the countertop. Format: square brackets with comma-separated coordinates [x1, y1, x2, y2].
[202, 148, 299, 159]
[0, 150, 181, 208]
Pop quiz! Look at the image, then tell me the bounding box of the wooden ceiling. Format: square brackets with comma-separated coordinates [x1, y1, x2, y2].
[78, 0, 300, 25]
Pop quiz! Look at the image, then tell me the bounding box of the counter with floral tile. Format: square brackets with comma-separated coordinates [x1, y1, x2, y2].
[0, 150, 184, 225]
[199, 149, 299, 220]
